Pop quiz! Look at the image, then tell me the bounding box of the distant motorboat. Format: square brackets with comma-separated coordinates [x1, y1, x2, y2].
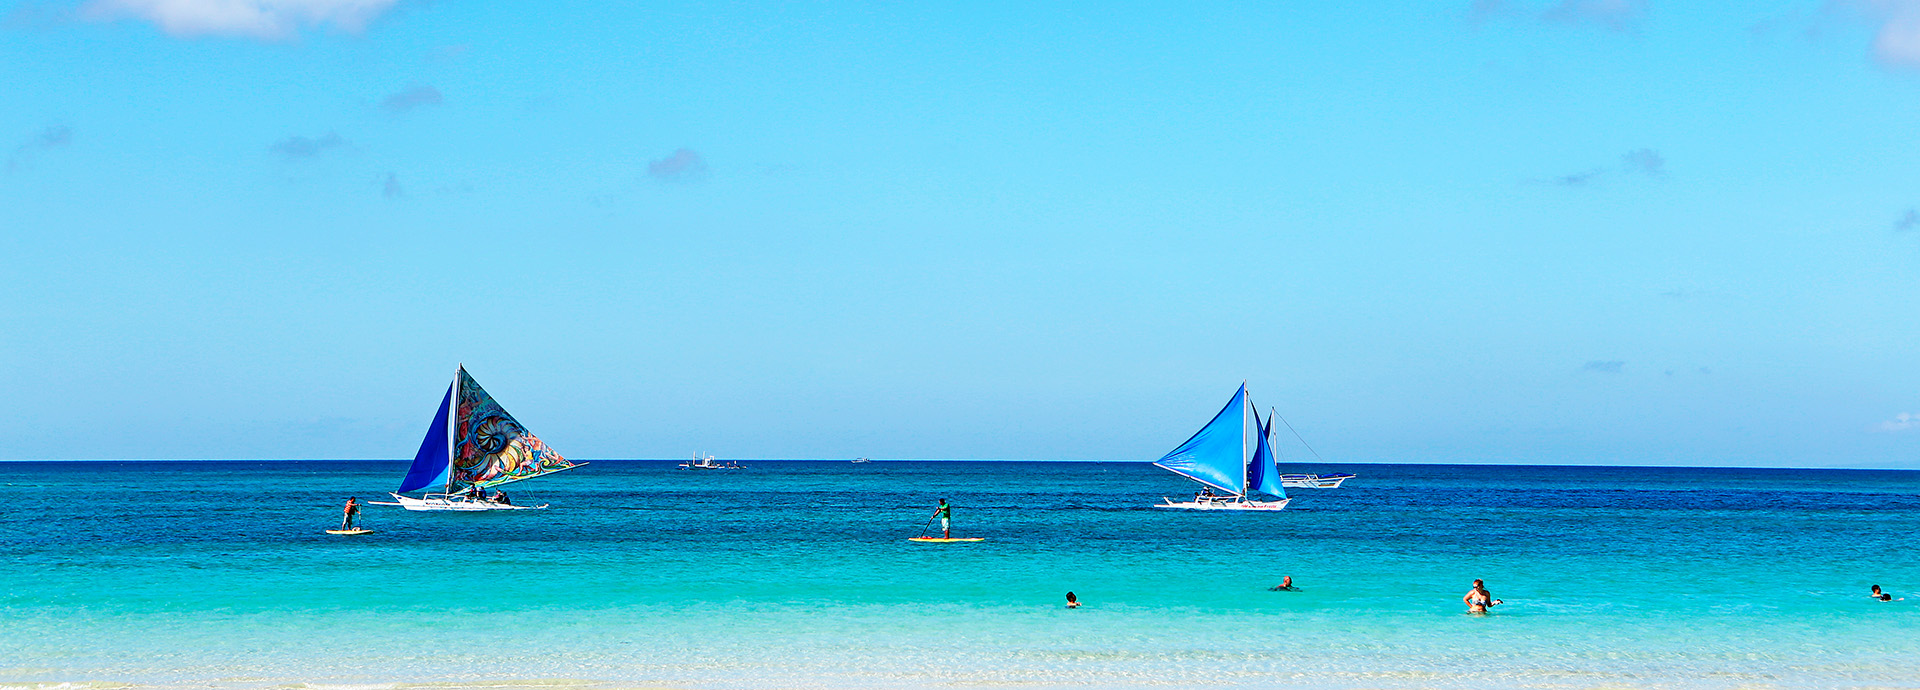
[680, 453, 742, 470]
[851, 457, 870, 464]
[1152, 384, 1290, 511]
[1281, 473, 1355, 489]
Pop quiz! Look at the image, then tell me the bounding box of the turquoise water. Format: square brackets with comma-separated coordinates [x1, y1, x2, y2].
[3, 460, 1919, 689]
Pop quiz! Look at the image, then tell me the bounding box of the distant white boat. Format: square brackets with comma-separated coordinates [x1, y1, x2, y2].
[851, 457, 870, 464]
[680, 453, 742, 470]
[1152, 384, 1290, 511]
[370, 365, 582, 512]
[1281, 473, 1354, 489]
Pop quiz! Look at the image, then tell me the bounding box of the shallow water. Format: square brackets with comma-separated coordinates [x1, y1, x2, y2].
[3, 460, 1918, 689]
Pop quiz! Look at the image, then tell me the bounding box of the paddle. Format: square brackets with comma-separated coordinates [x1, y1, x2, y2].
[917, 515, 935, 538]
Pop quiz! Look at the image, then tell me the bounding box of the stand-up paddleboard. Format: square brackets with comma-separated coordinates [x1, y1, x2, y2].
[326, 529, 375, 535]
[908, 537, 984, 542]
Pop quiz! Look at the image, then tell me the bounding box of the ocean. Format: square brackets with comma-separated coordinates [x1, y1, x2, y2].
[3, 460, 1917, 689]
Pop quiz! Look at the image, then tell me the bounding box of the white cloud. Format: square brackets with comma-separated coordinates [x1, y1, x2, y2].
[83, 0, 399, 39]
[1863, 0, 1920, 67]
[1878, 412, 1918, 432]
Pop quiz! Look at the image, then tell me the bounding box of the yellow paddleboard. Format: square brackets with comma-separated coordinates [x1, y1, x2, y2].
[326, 529, 375, 535]
[908, 537, 984, 542]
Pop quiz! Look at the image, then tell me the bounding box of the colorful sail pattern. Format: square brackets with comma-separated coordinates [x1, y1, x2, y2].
[1152, 384, 1256, 496]
[451, 367, 579, 489]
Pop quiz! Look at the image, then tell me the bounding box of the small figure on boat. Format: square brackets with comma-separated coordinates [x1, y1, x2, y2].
[1065, 591, 1080, 608]
[493, 490, 511, 506]
[1269, 576, 1296, 591]
[1464, 579, 1502, 613]
[931, 498, 952, 539]
[1871, 585, 1902, 601]
[339, 497, 360, 531]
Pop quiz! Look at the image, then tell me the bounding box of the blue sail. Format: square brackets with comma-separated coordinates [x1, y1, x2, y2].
[1246, 413, 1287, 499]
[397, 383, 453, 493]
[1153, 384, 1252, 495]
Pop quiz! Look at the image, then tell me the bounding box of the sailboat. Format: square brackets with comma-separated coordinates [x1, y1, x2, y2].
[371, 365, 585, 511]
[1152, 383, 1290, 511]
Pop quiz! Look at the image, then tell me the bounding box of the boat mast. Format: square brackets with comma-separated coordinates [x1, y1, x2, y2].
[1240, 381, 1249, 500]
[445, 363, 459, 495]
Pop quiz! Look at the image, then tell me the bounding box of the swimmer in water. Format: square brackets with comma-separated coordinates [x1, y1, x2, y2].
[1065, 591, 1080, 608]
[1268, 576, 1296, 591]
[1871, 585, 1902, 602]
[1464, 579, 1503, 614]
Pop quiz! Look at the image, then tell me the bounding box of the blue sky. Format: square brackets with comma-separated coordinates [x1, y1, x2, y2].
[3, 0, 1918, 466]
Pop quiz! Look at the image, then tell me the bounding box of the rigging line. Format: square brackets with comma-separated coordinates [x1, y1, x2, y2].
[1273, 412, 1326, 463]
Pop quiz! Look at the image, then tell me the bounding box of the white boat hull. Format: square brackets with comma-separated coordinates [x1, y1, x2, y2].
[1280, 473, 1353, 489]
[370, 493, 547, 511]
[1155, 496, 1291, 511]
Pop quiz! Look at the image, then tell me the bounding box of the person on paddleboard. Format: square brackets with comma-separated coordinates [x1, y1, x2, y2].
[931, 498, 952, 539]
[339, 497, 360, 531]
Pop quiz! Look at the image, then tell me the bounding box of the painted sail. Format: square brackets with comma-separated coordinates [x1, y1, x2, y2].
[1245, 413, 1287, 499]
[397, 383, 454, 493]
[451, 367, 579, 490]
[1153, 384, 1257, 496]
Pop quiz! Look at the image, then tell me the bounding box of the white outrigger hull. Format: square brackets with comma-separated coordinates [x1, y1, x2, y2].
[1155, 496, 1291, 511]
[371, 492, 547, 511]
[1280, 473, 1354, 489]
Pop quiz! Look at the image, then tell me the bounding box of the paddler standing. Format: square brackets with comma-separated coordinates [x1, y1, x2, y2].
[931, 498, 952, 539]
[339, 496, 360, 531]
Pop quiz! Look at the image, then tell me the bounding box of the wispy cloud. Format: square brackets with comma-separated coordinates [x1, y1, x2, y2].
[81, 0, 399, 40]
[1845, 0, 1920, 68]
[380, 84, 442, 113]
[1621, 148, 1664, 176]
[1582, 360, 1626, 373]
[270, 131, 345, 159]
[1469, 0, 1645, 31]
[1549, 168, 1606, 186]
[7, 124, 71, 172]
[648, 148, 707, 183]
[1895, 208, 1918, 231]
[1876, 411, 1918, 432]
[1532, 148, 1665, 187]
[1542, 0, 1647, 31]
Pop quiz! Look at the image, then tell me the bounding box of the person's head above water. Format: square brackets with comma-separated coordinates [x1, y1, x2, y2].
[1873, 585, 1883, 594]
[1066, 592, 1077, 603]
[1472, 579, 1484, 588]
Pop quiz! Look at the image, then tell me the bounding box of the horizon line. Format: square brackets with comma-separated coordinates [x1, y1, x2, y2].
[0, 458, 1916, 472]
